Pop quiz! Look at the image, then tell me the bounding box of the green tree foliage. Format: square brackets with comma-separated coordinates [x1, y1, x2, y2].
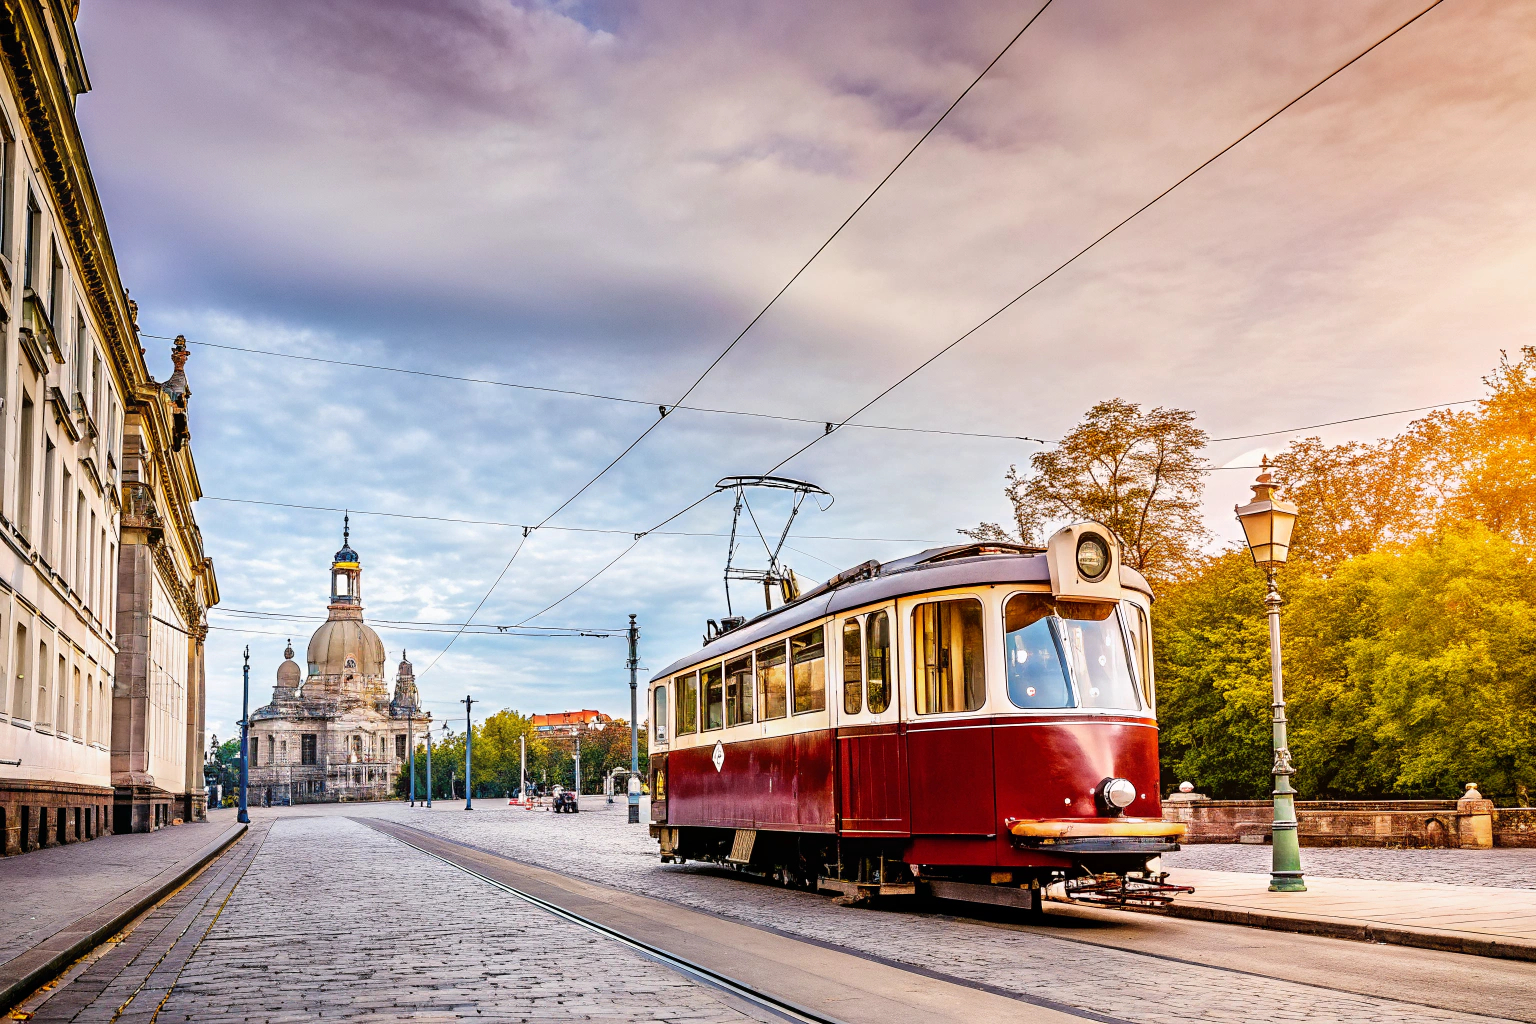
[1155, 347, 1536, 801]
[395, 711, 648, 799]
[962, 399, 1208, 583]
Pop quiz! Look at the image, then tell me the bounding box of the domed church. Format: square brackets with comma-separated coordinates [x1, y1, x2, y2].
[247, 519, 430, 804]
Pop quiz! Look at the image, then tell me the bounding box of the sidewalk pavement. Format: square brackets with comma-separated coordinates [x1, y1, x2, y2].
[0, 819, 246, 1012]
[1158, 867, 1536, 962]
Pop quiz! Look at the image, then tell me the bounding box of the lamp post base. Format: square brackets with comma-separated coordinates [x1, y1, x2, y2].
[1268, 871, 1307, 892]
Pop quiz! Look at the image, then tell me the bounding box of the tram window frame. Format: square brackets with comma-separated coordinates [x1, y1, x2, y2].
[725, 654, 754, 728]
[702, 663, 725, 731]
[913, 597, 986, 715]
[676, 672, 699, 735]
[1057, 602, 1141, 712]
[653, 685, 668, 744]
[1127, 601, 1154, 710]
[841, 618, 863, 715]
[756, 641, 788, 721]
[1002, 592, 1074, 710]
[790, 626, 826, 715]
[865, 610, 892, 714]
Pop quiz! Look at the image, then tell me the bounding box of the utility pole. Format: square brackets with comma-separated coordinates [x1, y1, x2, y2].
[462, 694, 475, 810]
[627, 613, 641, 824]
[519, 733, 526, 801]
[237, 647, 250, 824]
[425, 726, 433, 808]
[573, 733, 581, 804]
[407, 707, 416, 807]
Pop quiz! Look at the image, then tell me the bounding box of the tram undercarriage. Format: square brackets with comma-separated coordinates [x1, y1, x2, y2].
[651, 824, 1193, 910]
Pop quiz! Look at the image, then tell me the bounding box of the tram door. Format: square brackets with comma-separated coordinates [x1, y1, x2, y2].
[834, 606, 908, 835]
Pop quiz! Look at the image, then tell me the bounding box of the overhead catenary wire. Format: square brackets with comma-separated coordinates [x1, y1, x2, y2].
[759, 0, 1451, 481]
[258, 9, 1060, 674]
[502, 0, 1453, 628]
[198, 495, 942, 544]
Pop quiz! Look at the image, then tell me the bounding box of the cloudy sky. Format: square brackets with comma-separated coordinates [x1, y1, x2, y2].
[71, 0, 1532, 741]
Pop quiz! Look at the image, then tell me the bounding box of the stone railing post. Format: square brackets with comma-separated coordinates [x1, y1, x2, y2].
[1457, 783, 1494, 850]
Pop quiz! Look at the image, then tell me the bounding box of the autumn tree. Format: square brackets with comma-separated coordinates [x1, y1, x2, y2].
[1267, 436, 1426, 567]
[962, 399, 1208, 583]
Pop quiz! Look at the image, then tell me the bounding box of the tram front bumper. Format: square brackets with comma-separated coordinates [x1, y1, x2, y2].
[1006, 817, 1185, 855]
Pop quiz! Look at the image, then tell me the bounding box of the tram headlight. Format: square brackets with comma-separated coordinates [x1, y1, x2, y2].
[1100, 777, 1137, 813]
[1076, 533, 1111, 582]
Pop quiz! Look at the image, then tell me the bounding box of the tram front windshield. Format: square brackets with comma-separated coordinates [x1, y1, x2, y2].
[1003, 594, 1141, 711]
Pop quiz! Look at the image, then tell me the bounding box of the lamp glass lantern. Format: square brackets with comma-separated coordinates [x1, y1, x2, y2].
[1235, 472, 1298, 567]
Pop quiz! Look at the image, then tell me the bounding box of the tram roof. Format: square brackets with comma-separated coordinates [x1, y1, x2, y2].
[652, 544, 1153, 682]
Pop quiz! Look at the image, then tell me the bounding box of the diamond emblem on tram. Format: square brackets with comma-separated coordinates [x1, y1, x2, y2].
[712, 741, 725, 772]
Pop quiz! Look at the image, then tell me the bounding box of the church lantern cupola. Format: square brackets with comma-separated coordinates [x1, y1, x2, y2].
[331, 513, 362, 607]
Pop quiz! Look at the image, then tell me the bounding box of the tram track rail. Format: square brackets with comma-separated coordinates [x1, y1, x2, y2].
[367, 818, 854, 1024]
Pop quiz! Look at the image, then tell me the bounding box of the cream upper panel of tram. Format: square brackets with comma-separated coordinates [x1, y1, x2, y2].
[655, 615, 835, 752]
[652, 586, 1155, 750]
[890, 583, 1154, 724]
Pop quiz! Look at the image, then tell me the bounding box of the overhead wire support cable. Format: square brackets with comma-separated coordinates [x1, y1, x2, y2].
[332, 8, 1060, 664]
[760, 0, 1450, 480]
[507, 0, 1452, 626]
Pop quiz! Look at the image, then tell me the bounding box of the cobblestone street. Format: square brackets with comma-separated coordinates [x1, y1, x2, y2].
[320, 799, 1533, 1024]
[23, 815, 771, 1024]
[15, 802, 1534, 1023]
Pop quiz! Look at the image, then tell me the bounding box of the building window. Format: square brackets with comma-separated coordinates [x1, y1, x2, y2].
[914, 598, 986, 715]
[301, 734, 317, 765]
[48, 239, 62, 320]
[790, 627, 826, 715]
[40, 438, 55, 563]
[266, 735, 275, 765]
[250, 738, 258, 768]
[16, 394, 33, 537]
[10, 622, 27, 720]
[279, 739, 288, 763]
[395, 734, 406, 760]
[24, 191, 38, 290]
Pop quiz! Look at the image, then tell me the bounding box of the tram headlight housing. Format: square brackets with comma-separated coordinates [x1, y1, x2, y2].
[1076, 533, 1111, 583]
[1098, 777, 1137, 815]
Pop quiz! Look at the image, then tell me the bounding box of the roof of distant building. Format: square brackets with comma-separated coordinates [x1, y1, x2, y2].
[531, 710, 610, 728]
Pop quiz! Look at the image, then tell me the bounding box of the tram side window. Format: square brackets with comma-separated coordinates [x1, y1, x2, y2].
[842, 619, 863, 715]
[756, 641, 787, 720]
[1058, 603, 1140, 711]
[654, 686, 668, 743]
[725, 655, 754, 727]
[791, 626, 826, 714]
[702, 663, 724, 731]
[1128, 602, 1154, 709]
[1003, 593, 1072, 709]
[676, 672, 699, 735]
[865, 610, 891, 714]
[914, 598, 985, 714]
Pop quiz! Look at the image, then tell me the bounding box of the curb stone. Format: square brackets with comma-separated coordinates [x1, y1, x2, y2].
[0, 821, 248, 1013]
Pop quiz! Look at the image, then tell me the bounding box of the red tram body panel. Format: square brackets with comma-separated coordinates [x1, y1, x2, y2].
[648, 524, 1188, 906]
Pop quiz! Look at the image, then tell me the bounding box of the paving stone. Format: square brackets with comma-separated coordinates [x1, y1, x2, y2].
[328, 798, 1518, 1024]
[1166, 842, 1536, 889]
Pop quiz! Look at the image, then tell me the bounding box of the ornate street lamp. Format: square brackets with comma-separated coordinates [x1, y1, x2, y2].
[1235, 459, 1304, 892]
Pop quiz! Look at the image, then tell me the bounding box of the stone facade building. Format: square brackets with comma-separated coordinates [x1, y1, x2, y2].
[112, 335, 217, 832]
[247, 520, 427, 804]
[0, 0, 216, 855]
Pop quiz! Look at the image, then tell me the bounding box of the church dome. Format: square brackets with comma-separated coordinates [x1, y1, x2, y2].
[306, 615, 386, 680]
[276, 642, 302, 689]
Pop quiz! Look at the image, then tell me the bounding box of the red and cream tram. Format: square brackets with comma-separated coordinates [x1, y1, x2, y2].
[648, 522, 1189, 909]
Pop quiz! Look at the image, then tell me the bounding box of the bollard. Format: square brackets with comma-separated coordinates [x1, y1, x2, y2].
[1457, 783, 1494, 849]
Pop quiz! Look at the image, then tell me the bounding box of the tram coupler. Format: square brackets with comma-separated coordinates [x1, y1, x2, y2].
[1061, 872, 1195, 909]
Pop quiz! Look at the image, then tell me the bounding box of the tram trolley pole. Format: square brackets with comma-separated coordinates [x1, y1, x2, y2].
[425, 725, 433, 809]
